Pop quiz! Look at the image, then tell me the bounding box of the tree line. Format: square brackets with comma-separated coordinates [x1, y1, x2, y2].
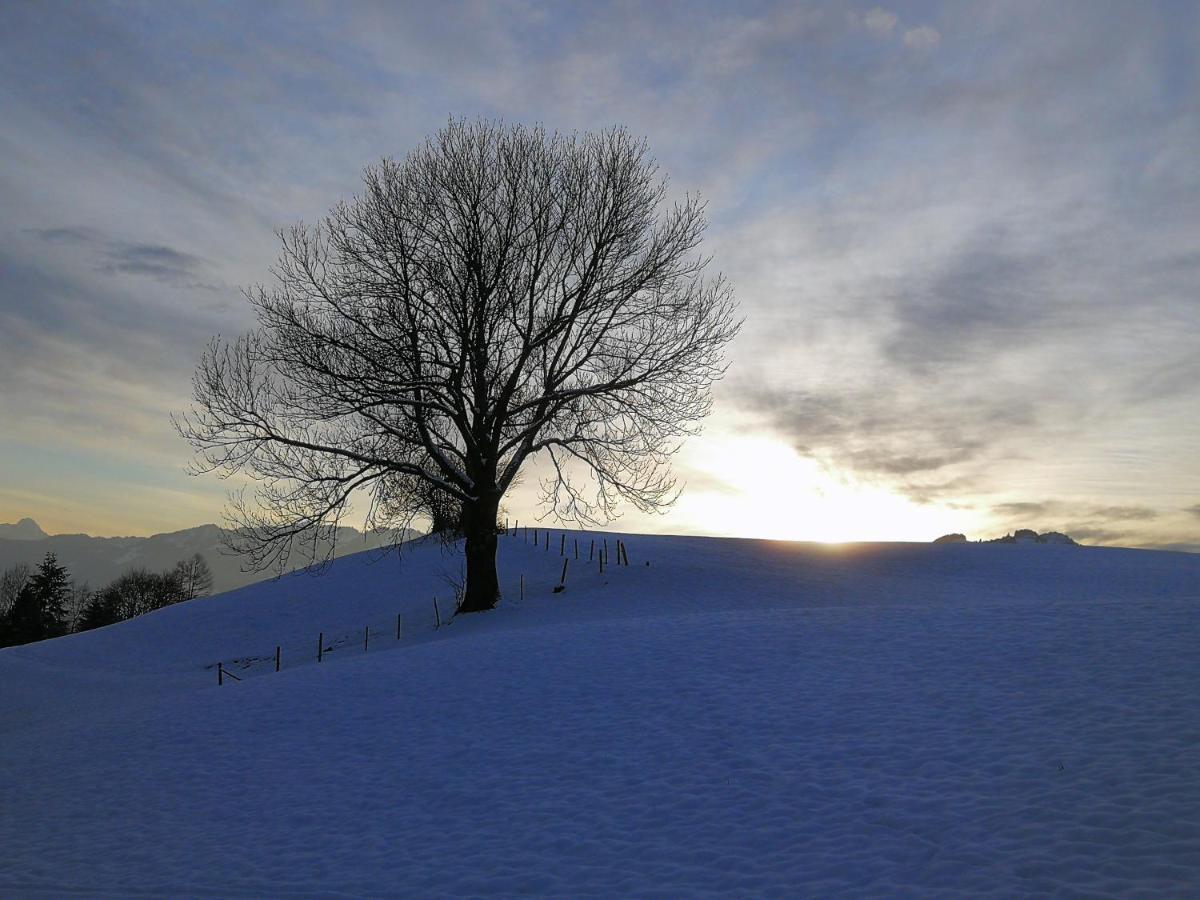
[0, 552, 213, 647]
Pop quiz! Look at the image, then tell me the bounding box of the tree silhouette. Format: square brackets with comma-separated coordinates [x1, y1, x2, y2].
[0, 553, 70, 646]
[174, 553, 214, 600]
[177, 120, 739, 612]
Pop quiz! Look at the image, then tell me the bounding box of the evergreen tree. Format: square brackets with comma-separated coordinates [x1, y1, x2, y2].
[0, 553, 71, 645]
[1, 584, 43, 646]
[79, 586, 123, 631]
[27, 552, 71, 638]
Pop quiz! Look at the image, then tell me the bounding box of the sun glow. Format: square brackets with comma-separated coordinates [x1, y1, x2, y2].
[672, 435, 963, 543]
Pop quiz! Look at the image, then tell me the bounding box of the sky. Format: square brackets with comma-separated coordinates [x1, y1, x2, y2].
[0, 0, 1197, 551]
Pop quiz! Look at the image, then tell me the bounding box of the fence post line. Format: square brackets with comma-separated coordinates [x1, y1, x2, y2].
[318, 632, 323, 663]
[396, 613, 402, 640]
[275, 645, 281, 672]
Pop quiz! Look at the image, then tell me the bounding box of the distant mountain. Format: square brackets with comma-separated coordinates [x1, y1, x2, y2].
[0, 518, 48, 541]
[0, 521, 420, 594]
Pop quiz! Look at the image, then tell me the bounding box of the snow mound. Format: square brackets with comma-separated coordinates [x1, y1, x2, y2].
[2, 532, 1199, 896]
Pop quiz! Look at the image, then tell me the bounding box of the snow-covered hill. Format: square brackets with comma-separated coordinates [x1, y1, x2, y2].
[2, 532, 1198, 896]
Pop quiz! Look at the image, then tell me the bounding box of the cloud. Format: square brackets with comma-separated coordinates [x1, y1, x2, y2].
[0, 1, 1197, 547]
[28, 226, 98, 244]
[28, 226, 217, 289]
[1066, 526, 1130, 544]
[1091, 506, 1158, 522]
[863, 8, 898, 38]
[101, 243, 210, 286]
[903, 26, 941, 50]
[1186, 505, 1200, 520]
[993, 502, 1049, 518]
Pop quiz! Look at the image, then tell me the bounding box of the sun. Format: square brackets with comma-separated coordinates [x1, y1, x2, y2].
[672, 434, 965, 543]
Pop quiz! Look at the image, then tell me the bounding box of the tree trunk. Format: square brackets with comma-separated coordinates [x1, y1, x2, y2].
[459, 492, 501, 613]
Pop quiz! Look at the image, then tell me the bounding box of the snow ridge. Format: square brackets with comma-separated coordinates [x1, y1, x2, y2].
[2, 533, 1199, 896]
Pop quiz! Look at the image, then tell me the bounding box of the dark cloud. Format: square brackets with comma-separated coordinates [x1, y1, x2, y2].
[28, 226, 216, 289]
[28, 227, 99, 244]
[101, 243, 209, 286]
[882, 233, 1059, 374]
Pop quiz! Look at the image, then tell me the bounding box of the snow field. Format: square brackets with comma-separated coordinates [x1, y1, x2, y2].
[2, 533, 1199, 896]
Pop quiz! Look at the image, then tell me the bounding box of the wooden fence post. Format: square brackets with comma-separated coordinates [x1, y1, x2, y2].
[590, 539, 595, 561]
[218, 662, 224, 686]
[560, 558, 569, 586]
[396, 613, 402, 640]
[433, 597, 442, 628]
[574, 538, 579, 560]
[318, 632, 323, 662]
[560, 533, 565, 556]
[275, 646, 281, 672]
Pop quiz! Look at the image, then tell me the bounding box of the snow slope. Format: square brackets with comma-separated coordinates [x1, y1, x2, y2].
[2, 532, 1199, 897]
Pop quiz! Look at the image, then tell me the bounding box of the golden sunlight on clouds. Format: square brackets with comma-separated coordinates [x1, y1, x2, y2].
[674, 435, 968, 543]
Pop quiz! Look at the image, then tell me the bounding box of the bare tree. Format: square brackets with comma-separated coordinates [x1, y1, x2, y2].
[173, 553, 214, 600]
[79, 569, 186, 630]
[66, 581, 91, 633]
[0, 562, 30, 618]
[176, 119, 740, 613]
